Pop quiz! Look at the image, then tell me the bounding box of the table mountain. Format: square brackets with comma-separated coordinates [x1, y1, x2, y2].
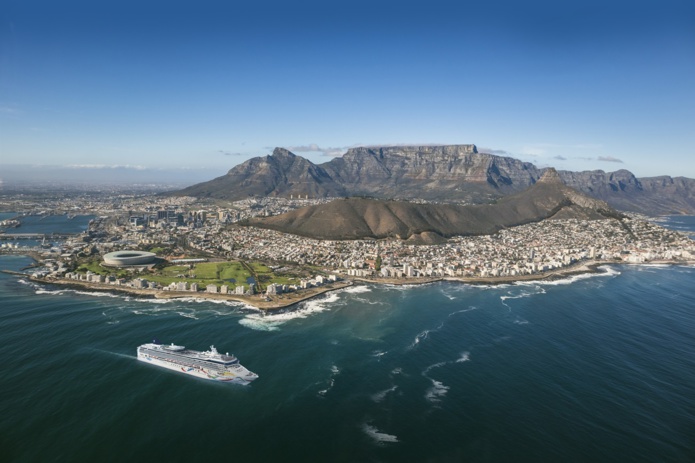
[170, 145, 695, 215]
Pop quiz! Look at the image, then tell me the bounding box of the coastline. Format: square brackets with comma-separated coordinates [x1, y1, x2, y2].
[18, 274, 353, 310]
[350, 260, 604, 287]
[4, 258, 694, 310]
[348, 259, 695, 287]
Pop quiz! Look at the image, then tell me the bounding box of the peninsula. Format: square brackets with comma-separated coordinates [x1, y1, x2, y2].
[3, 159, 693, 310]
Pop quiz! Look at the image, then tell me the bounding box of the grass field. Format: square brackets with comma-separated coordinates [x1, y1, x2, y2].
[144, 261, 298, 290]
[75, 259, 301, 290]
[75, 260, 129, 278]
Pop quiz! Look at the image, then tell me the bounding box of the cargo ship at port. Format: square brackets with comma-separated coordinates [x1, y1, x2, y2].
[137, 342, 258, 384]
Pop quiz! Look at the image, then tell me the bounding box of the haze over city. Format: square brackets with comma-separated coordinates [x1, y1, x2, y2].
[2, 0, 694, 184]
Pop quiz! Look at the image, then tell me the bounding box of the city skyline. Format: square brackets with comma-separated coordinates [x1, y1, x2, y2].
[2, 0, 694, 182]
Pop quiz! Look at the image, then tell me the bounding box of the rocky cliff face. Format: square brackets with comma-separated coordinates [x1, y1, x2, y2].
[170, 145, 695, 215]
[324, 145, 541, 199]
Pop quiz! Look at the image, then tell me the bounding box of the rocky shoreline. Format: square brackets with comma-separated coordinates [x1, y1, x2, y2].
[6, 258, 693, 310]
[18, 274, 353, 310]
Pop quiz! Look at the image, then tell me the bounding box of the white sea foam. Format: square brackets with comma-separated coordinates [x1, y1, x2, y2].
[135, 298, 173, 305]
[35, 289, 67, 295]
[383, 283, 420, 290]
[371, 350, 388, 358]
[317, 378, 335, 396]
[408, 329, 430, 349]
[131, 309, 155, 316]
[456, 351, 471, 363]
[371, 385, 398, 403]
[420, 353, 471, 402]
[362, 423, 399, 444]
[342, 285, 372, 294]
[73, 290, 121, 298]
[425, 379, 450, 403]
[407, 321, 445, 350]
[31, 284, 125, 300]
[101, 309, 121, 325]
[448, 306, 478, 317]
[237, 317, 283, 331]
[500, 286, 545, 301]
[318, 365, 340, 396]
[239, 292, 341, 331]
[351, 296, 385, 305]
[534, 265, 620, 286]
[422, 361, 447, 375]
[391, 367, 402, 375]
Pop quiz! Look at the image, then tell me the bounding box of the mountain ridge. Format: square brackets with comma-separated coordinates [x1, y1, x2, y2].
[171, 145, 695, 215]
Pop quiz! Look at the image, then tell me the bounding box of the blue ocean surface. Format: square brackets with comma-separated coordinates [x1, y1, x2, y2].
[10, 214, 95, 235]
[1, 217, 694, 462]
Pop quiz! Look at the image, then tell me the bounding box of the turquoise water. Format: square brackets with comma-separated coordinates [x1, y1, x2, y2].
[1, 218, 694, 462]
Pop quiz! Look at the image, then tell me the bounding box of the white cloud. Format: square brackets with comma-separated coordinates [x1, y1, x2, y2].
[287, 143, 355, 157]
[597, 156, 623, 163]
[479, 147, 511, 156]
[67, 164, 148, 170]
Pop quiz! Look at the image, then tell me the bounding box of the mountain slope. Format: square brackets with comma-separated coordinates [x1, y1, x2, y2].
[245, 169, 621, 241]
[175, 148, 345, 199]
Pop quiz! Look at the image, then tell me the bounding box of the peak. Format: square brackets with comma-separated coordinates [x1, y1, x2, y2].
[538, 168, 563, 184]
[272, 147, 295, 158]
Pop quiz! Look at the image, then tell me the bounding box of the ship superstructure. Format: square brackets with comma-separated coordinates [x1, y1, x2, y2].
[137, 342, 258, 384]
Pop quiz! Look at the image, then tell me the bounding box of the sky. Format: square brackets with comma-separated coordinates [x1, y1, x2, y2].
[1, 0, 694, 185]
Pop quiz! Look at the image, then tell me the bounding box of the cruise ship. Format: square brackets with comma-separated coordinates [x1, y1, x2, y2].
[137, 342, 258, 384]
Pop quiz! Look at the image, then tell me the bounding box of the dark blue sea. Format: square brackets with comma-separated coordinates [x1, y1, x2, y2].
[1, 217, 695, 462]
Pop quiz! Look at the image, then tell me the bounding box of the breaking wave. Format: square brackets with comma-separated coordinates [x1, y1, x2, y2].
[239, 292, 344, 331]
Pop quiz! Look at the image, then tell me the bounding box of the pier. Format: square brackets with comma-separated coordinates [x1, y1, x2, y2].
[0, 233, 77, 240]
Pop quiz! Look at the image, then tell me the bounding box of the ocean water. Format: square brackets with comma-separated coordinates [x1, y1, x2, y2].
[8, 214, 95, 235]
[1, 218, 695, 462]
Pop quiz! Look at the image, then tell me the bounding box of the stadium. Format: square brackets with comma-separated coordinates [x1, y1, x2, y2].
[103, 250, 157, 267]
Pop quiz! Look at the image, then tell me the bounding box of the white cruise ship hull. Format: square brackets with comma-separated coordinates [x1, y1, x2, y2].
[137, 343, 258, 384]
